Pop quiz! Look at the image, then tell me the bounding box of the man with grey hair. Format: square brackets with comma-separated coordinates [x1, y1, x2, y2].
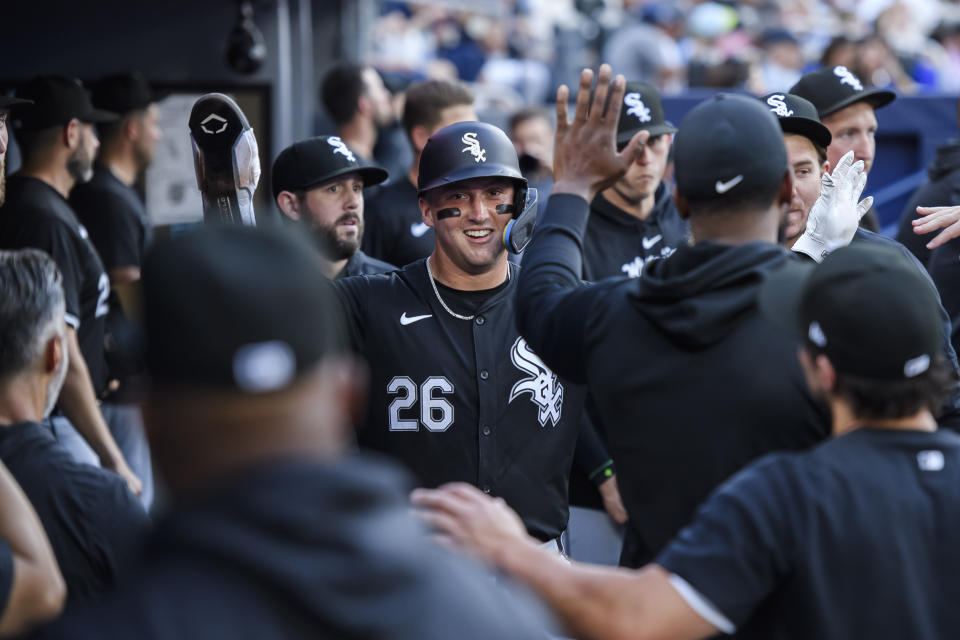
[0, 75, 141, 496]
[0, 249, 149, 603]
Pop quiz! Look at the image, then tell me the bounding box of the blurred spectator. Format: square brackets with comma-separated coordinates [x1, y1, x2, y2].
[509, 106, 553, 195]
[602, 2, 685, 94]
[319, 63, 395, 165]
[757, 28, 804, 92]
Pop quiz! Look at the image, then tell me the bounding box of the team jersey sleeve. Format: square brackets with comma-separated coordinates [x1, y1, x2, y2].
[516, 193, 604, 384]
[656, 455, 799, 629]
[332, 275, 369, 352]
[20, 219, 85, 329]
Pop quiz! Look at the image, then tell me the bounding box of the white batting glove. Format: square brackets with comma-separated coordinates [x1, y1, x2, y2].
[792, 150, 872, 262]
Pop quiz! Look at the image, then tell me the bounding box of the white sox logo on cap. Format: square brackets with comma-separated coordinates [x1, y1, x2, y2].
[624, 92, 652, 123]
[833, 66, 863, 91]
[327, 136, 356, 163]
[461, 132, 486, 163]
[766, 94, 794, 117]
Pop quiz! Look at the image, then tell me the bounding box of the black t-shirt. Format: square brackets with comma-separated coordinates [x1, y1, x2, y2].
[334, 260, 585, 541]
[337, 249, 396, 278]
[659, 427, 960, 639]
[0, 176, 111, 393]
[70, 164, 154, 270]
[363, 178, 435, 268]
[0, 422, 150, 602]
[0, 541, 11, 616]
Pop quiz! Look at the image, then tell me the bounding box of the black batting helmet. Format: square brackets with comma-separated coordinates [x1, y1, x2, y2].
[418, 121, 538, 253]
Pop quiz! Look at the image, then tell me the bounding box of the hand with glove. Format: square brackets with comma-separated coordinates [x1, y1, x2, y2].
[792, 150, 873, 262]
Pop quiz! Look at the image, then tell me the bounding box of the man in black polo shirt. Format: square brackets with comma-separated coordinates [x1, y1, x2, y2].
[415, 240, 960, 640]
[0, 249, 149, 603]
[69, 72, 163, 509]
[336, 121, 584, 547]
[272, 135, 394, 278]
[40, 224, 553, 639]
[0, 75, 140, 495]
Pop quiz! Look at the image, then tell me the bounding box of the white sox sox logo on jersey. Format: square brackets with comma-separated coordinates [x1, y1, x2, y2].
[509, 337, 563, 427]
[833, 65, 863, 91]
[624, 93, 652, 123]
[327, 136, 356, 162]
[766, 94, 793, 117]
[461, 132, 487, 163]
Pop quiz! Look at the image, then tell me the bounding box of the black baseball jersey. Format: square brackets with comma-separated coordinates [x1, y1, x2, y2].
[517, 194, 829, 566]
[659, 427, 960, 639]
[362, 178, 435, 268]
[583, 183, 688, 281]
[70, 164, 154, 270]
[0, 176, 110, 393]
[336, 249, 395, 278]
[335, 259, 585, 541]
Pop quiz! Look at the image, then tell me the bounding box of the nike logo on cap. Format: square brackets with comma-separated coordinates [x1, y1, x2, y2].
[400, 312, 432, 326]
[715, 175, 743, 194]
[641, 234, 662, 250]
[410, 222, 430, 238]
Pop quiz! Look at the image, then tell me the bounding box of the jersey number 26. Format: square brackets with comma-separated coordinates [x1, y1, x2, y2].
[387, 376, 454, 432]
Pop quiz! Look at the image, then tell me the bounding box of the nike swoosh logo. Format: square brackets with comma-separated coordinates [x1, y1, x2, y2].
[400, 312, 432, 326]
[641, 234, 662, 250]
[715, 175, 743, 194]
[410, 222, 430, 238]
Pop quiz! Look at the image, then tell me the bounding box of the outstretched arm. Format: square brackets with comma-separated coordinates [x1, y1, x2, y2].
[516, 65, 643, 381]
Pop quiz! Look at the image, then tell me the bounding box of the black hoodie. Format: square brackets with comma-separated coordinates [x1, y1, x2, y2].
[519, 194, 829, 568]
[895, 140, 960, 267]
[583, 182, 689, 281]
[42, 460, 553, 639]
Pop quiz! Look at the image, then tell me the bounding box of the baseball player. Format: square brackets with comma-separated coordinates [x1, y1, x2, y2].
[272, 136, 394, 279]
[335, 121, 584, 546]
[583, 81, 686, 281]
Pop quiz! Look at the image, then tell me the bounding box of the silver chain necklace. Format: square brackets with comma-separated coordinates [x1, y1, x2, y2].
[425, 256, 510, 321]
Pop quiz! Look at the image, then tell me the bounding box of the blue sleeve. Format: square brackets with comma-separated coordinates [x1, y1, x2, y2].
[0, 540, 12, 614]
[516, 193, 604, 384]
[656, 456, 798, 628]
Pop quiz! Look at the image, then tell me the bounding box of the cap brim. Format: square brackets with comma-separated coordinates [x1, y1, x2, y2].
[0, 96, 33, 109]
[303, 165, 389, 190]
[83, 107, 120, 124]
[820, 88, 896, 118]
[779, 117, 832, 149]
[757, 258, 816, 342]
[617, 123, 678, 146]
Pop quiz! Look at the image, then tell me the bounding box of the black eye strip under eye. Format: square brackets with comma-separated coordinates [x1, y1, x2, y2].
[437, 204, 514, 219]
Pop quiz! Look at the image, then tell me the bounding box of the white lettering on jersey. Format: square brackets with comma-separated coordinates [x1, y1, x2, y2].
[509, 337, 563, 427]
[621, 257, 644, 278]
[833, 65, 863, 91]
[327, 136, 356, 162]
[642, 234, 662, 250]
[766, 94, 794, 117]
[461, 132, 487, 163]
[624, 93, 652, 123]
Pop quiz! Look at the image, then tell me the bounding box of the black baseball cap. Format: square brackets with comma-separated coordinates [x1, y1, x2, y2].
[617, 81, 677, 147]
[761, 93, 832, 148]
[142, 225, 345, 393]
[758, 243, 941, 380]
[789, 65, 895, 119]
[15, 75, 118, 131]
[90, 71, 169, 115]
[673, 93, 787, 203]
[271, 135, 388, 200]
[0, 95, 33, 109]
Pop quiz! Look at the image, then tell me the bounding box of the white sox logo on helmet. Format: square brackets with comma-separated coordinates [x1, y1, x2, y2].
[327, 136, 356, 163]
[624, 93, 652, 123]
[766, 94, 794, 117]
[461, 132, 487, 163]
[508, 337, 563, 427]
[833, 66, 863, 91]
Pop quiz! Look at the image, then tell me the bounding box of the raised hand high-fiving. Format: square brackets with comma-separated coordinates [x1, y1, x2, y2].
[552, 64, 646, 202]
